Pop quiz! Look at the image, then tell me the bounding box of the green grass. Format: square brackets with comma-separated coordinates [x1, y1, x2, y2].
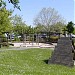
[0, 48, 75, 75]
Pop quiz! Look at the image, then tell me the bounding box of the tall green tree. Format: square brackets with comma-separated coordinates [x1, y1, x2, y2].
[66, 21, 74, 34]
[66, 21, 74, 38]
[12, 15, 28, 36]
[0, 7, 12, 34]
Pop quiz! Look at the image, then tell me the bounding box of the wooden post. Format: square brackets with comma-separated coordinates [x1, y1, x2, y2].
[36, 34, 37, 44]
[37, 34, 39, 45]
[29, 34, 30, 44]
[32, 34, 34, 46]
[23, 34, 26, 45]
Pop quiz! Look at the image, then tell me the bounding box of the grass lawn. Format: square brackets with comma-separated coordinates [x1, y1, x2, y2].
[0, 48, 75, 75]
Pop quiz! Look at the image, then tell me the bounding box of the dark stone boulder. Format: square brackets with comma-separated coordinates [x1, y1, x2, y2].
[48, 37, 74, 67]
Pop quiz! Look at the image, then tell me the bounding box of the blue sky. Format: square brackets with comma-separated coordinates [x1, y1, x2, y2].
[6, 0, 74, 25]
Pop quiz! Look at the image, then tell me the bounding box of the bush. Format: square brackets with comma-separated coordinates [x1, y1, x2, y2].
[14, 37, 20, 42]
[50, 36, 59, 43]
[1, 42, 9, 47]
[2, 37, 7, 42]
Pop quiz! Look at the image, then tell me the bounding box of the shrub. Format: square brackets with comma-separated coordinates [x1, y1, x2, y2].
[2, 42, 9, 47]
[14, 37, 20, 42]
[2, 37, 7, 42]
[50, 36, 59, 43]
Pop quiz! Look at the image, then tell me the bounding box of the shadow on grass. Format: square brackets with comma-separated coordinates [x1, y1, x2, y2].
[43, 59, 49, 64]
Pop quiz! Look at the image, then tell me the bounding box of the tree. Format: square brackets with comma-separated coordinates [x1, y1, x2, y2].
[12, 15, 28, 36]
[34, 7, 65, 32]
[26, 26, 34, 34]
[12, 14, 24, 26]
[12, 15, 35, 42]
[0, 0, 20, 10]
[66, 21, 74, 34]
[0, 7, 12, 34]
[50, 22, 65, 33]
[34, 24, 46, 33]
[66, 21, 74, 38]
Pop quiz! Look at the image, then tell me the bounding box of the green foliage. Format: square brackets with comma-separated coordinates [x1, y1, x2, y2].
[73, 27, 75, 34]
[0, 0, 6, 7]
[12, 15, 35, 36]
[26, 26, 34, 34]
[13, 24, 28, 35]
[50, 22, 65, 33]
[14, 37, 20, 41]
[8, 0, 20, 10]
[1, 37, 7, 42]
[34, 25, 45, 33]
[34, 22, 65, 33]
[62, 25, 67, 34]
[12, 15, 27, 35]
[0, 7, 12, 34]
[66, 21, 74, 33]
[0, 0, 20, 10]
[0, 48, 75, 74]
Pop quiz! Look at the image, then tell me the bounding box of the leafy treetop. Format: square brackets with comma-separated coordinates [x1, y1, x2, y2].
[0, 0, 20, 10]
[66, 21, 74, 33]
